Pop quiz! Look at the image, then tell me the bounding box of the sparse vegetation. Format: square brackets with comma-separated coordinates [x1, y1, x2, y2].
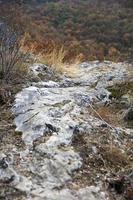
[108, 81, 133, 102]
[71, 123, 133, 200]
[0, 25, 28, 84]
[0, 25, 29, 106]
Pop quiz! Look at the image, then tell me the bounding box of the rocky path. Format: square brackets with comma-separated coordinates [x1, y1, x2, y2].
[0, 61, 132, 200]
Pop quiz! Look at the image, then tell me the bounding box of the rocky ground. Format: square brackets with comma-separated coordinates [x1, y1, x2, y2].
[0, 61, 133, 200]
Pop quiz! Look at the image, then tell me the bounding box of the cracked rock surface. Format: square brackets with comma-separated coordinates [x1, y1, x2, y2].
[1, 61, 132, 200]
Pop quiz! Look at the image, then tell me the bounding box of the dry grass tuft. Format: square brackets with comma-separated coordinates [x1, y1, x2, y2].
[91, 106, 120, 126]
[99, 144, 128, 167]
[36, 46, 81, 76]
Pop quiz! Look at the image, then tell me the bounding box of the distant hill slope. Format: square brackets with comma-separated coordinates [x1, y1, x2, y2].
[0, 0, 133, 61]
[1, 0, 132, 7]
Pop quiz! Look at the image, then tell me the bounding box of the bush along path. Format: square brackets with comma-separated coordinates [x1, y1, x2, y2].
[0, 61, 133, 200]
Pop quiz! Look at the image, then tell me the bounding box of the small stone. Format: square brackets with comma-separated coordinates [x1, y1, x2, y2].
[100, 123, 108, 128]
[124, 108, 133, 121]
[0, 157, 8, 169]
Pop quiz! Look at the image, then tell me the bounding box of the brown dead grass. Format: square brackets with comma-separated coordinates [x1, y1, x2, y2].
[95, 106, 120, 126]
[36, 46, 81, 76]
[89, 105, 121, 127]
[21, 33, 81, 76]
[99, 144, 128, 167]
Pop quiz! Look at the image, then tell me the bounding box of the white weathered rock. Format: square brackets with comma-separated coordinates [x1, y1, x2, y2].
[11, 61, 131, 199]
